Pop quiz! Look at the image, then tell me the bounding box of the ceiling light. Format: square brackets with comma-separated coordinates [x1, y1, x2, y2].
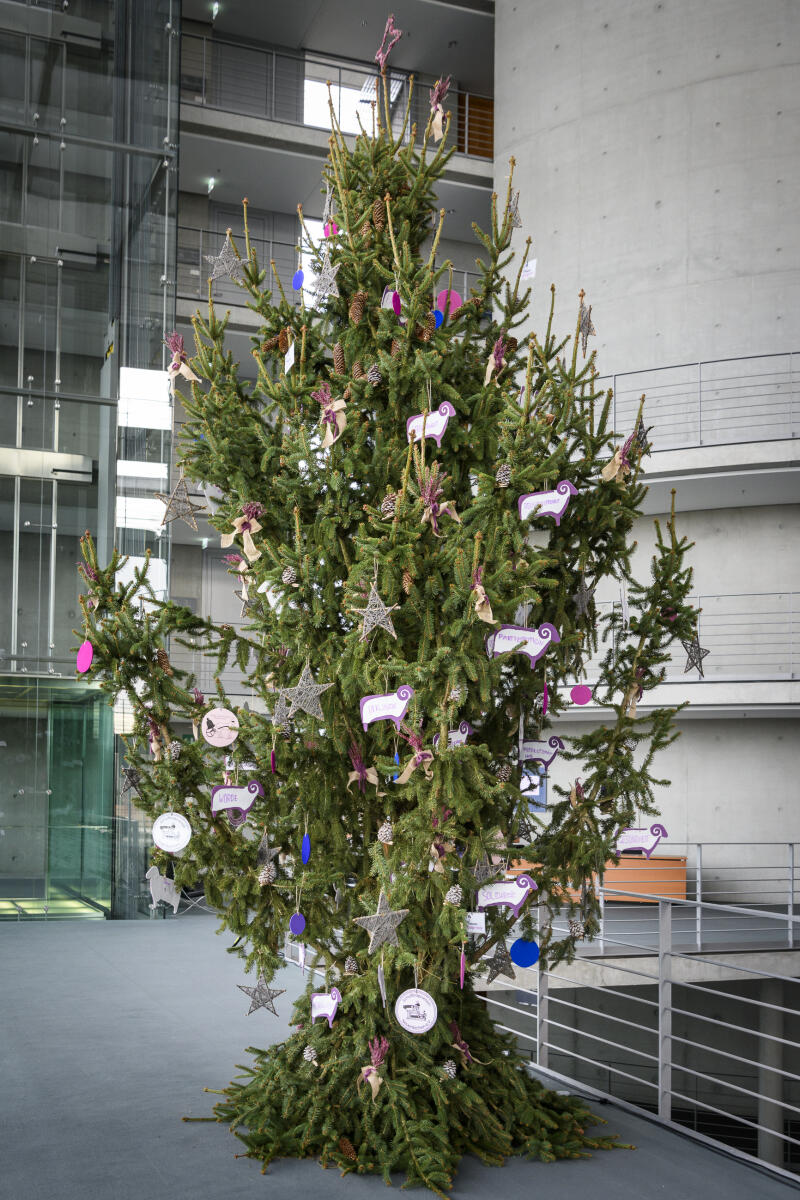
[207, 176, 216, 194]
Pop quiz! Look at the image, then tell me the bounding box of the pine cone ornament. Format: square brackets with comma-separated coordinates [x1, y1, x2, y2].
[281, 566, 297, 587]
[442, 1059, 457, 1079]
[303, 1045, 317, 1063]
[372, 196, 386, 230]
[349, 291, 368, 325]
[495, 462, 512, 488]
[258, 862, 277, 886]
[391, 338, 402, 358]
[338, 1136, 357, 1161]
[156, 648, 173, 675]
[380, 493, 397, 519]
[344, 955, 358, 974]
[402, 569, 413, 594]
[333, 342, 345, 374]
[377, 819, 394, 845]
[168, 739, 182, 762]
[278, 327, 290, 355]
[444, 884, 463, 907]
[261, 334, 279, 353]
[352, 361, 365, 380]
[568, 919, 586, 941]
[359, 220, 372, 247]
[496, 763, 512, 783]
[416, 312, 437, 342]
[367, 363, 382, 385]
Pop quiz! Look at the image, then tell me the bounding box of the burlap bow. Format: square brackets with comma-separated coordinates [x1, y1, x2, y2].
[313, 381, 347, 449]
[471, 566, 496, 625]
[346, 743, 385, 795]
[221, 503, 263, 563]
[450, 1021, 490, 1065]
[358, 1036, 389, 1101]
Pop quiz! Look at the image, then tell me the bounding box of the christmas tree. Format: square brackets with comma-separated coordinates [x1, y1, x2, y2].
[77, 28, 701, 1196]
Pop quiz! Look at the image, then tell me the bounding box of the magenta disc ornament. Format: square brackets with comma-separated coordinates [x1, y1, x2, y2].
[289, 912, 306, 936]
[391, 291, 401, 316]
[76, 640, 94, 673]
[436, 288, 462, 317]
[570, 684, 592, 706]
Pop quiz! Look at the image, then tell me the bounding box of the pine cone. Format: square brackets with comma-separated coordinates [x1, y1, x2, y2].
[344, 954, 358, 974]
[372, 196, 386, 230]
[496, 763, 512, 783]
[402, 569, 413, 595]
[444, 884, 463, 907]
[495, 462, 512, 488]
[168, 739, 182, 762]
[258, 862, 277, 886]
[390, 338, 402, 358]
[377, 819, 394, 845]
[568, 919, 586, 941]
[380, 493, 397, 520]
[156, 648, 173, 676]
[278, 327, 290, 355]
[338, 1136, 357, 1161]
[349, 291, 368, 325]
[442, 1059, 457, 1079]
[303, 1045, 317, 1063]
[282, 566, 297, 587]
[261, 334, 279, 353]
[333, 342, 345, 374]
[352, 361, 365, 380]
[367, 363, 382, 385]
[417, 312, 437, 342]
[506, 336, 519, 354]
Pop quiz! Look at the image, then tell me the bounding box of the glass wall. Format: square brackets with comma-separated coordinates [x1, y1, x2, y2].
[0, 0, 178, 920]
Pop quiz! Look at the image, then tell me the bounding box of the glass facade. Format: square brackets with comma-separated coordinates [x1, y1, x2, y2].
[0, 0, 178, 919]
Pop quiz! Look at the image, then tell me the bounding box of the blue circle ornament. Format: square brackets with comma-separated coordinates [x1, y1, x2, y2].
[510, 938, 540, 968]
[292, 268, 305, 290]
[289, 911, 306, 936]
[433, 308, 444, 329]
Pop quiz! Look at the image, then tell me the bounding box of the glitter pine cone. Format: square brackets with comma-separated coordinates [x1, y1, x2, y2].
[380, 494, 397, 519]
[258, 863, 277, 886]
[281, 566, 297, 586]
[441, 1059, 458, 1079]
[495, 763, 512, 782]
[377, 820, 394, 845]
[444, 884, 463, 907]
[344, 955, 359, 975]
[168, 740, 182, 761]
[495, 462, 512, 488]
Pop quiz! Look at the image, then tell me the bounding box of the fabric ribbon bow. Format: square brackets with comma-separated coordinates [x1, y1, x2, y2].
[346, 742, 385, 795]
[429, 75, 451, 142]
[471, 566, 496, 625]
[624, 666, 647, 717]
[165, 331, 200, 395]
[147, 715, 168, 762]
[601, 430, 636, 484]
[221, 502, 263, 563]
[313, 381, 347, 449]
[418, 462, 460, 537]
[395, 725, 434, 785]
[449, 1021, 489, 1065]
[358, 1035, 389, 1101]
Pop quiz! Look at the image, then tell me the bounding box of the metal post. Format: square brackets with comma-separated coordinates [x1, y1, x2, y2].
[695, 843, 702, 951]
[698, 361, 703, 445]
[789, 843, 795, 949]
[658, 898, 672, 1121]
[598, 887, 605, 954]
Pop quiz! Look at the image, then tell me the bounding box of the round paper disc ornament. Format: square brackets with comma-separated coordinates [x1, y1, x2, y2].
[201, 707, 239, 747]
[570, 685, 592, 706]
[394, 987, 438, 1034]
[436, 288, 462, 317]
[323, 220, 338, 237]
[289, 911, 306, 936]
[76, 640, 94, 673]
[152, 812, 192, 853]
[292, 268, 304, 290]
[433, 308, 444, 329]
[510, 938, 540, 968]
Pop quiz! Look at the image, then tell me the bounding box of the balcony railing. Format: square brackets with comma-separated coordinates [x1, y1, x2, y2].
[177, 225, 484, 309]
[586, 592, 798, 683]
[180, 32, 494, 160]
[598, 352, 798, 451]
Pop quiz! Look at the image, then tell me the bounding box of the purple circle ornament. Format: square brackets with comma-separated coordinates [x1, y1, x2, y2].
[570, 685, 592, 706]
[289, 911, 306, 936]
[292, 268, 304, 290]
[76, 640, 94, 673]
[392, 291, 402, 316]
[510, 938, 540, 968]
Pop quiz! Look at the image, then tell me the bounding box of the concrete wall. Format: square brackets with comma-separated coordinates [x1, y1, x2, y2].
[494, 0, 800, 374]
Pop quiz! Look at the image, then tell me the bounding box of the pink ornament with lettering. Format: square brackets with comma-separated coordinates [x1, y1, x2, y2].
[406, 401, 456, 448]
[486, 623, 560, 670]
[518, 480, 578, 525]
[360, 685, 414, 731]
[76, 640, 94, 673]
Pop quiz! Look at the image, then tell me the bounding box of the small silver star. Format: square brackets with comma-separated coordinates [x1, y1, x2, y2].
[272, 692, 291, 728]
[155, 475, 205, 531]
[237, 974, 285, 1016]
[508, 189, 522, 229]
[350, 583, 398, 642]
[313, 250, 340, 301]
[205, 233, 243, 283]
[472, 853, 497, 886]
[280, 664, 333, 721]
[121, 767, 141, 799]
[682, 635, 710, 678]
[572, 575, 595, 618]
[256, 830, 280, 869]
[578, 300, 596, 357]
[234, 589, 256, 619]
[352, 890, 409, 953]
[485, 939, 516, 984]
[635, 417, 652, 456]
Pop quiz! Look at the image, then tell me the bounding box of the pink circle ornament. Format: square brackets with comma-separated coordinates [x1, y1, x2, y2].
[436, 288, 462, 317]
[76, 640, 94, 673]
[570, 684, 593, 706]
[201, 707, 240, 747]
[323, 221, 338, 237]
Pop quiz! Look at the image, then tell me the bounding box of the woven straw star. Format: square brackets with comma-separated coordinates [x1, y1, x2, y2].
[280, 664, 333, 721]
[155, 475, 205, 531]
[351, 582, 398, 642]
[237, 974, 285, 1016]
[205, 232, 243, 282]
[485, 939, 516, 984]
[313, 251, 340, 301]
[682, 635, 710, 678]
[352, 890, 409, 953]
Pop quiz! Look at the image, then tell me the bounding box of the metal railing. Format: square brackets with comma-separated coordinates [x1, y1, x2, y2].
[180, 33, 494, 160]
[482, 893, 800, 1176]
[177, 225, 483, 307]
[586, 591, 798, 683]
[598, 352, 798, 451]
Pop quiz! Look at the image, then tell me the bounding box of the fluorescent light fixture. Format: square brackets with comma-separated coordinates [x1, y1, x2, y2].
[118, 367, 171, 431]
[211, 1, 219, 17]
[207, 176, 216, 194]
[116, 496, 169, 534]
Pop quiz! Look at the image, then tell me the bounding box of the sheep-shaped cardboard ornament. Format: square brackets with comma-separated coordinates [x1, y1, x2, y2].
[146, 866, 180, 914]
[310, 986, 342, 1029]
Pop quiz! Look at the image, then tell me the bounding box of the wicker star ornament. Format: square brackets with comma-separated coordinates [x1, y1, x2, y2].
[682, 635, 710, 678]
[279, 664, 333, 721]
[155, 474, 205, 531]
[351, 582, 398, 642]
[485, 939, 516, 984]
[352, 890, 409, 953]
[313, 251, 340, 301]
[237, 974, 285, 1016]
[205, 232, 243, 282]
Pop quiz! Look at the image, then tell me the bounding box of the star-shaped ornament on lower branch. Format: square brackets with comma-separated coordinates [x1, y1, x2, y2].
[155, 474, 205, 531]
[682, 635, 710, 678]
[279, 664, 333, 721]
[572, 575, 595, 618]
[351, 582, 398, 642]
[484, 939, 516, 984]
[205, 232, 243, 283]
[256, 830, 280, 870]
[472, 853, 499, 886]
[313, 251, 340, 302]
[352, 889, 409, 953]
[237, 974, 285, 1016]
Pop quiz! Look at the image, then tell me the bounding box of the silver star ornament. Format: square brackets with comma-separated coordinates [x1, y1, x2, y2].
[313, 250, 340, 301]
[205, 233, 243, 283]
[351, 582, 398, 642]
[280, 664, 333, 721]
[155, 474, 205, 531]
[237, 974, 285, 1016]
[508, 189, 522, 229]
[256, 830, 280, 869]
[578, 300, 596, 357]
[352, 889, 409, 953]
[682, 635, 710, 678]
[485, 939, 516, 984]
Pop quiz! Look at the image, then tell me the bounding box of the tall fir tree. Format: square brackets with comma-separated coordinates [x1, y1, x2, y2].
[78, 48, 700, 1196]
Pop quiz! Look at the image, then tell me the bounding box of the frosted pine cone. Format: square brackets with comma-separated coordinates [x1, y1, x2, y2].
[344, 955, 358, 975]
[281, 566, 297, 587]
[303, 1045, 317, 1063]
[402, 569, 413, 594]
[367, 363, 382, 385]
[168, 739, 182, 762]
[258, 862, 277, 886]
[495, 462, 512, 488]
[444, 884, 463, 907]
[377, 820, 394, 845]
[349, 291, 368, 325]
[496, 763, 512, 782]
[333, 342, 345, 374]
[568, 919, 586, 941]
[380, 493, 397, 520]
[156, 648, 173, 675]
[372, 196, 386, 230]
[442, 1059, 457, 1079]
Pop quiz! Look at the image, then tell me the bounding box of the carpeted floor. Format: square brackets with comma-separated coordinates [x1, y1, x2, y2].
[1, 915, 797, 1200]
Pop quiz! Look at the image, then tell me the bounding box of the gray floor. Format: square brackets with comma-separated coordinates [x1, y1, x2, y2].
[1, 915, 797, 1200]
